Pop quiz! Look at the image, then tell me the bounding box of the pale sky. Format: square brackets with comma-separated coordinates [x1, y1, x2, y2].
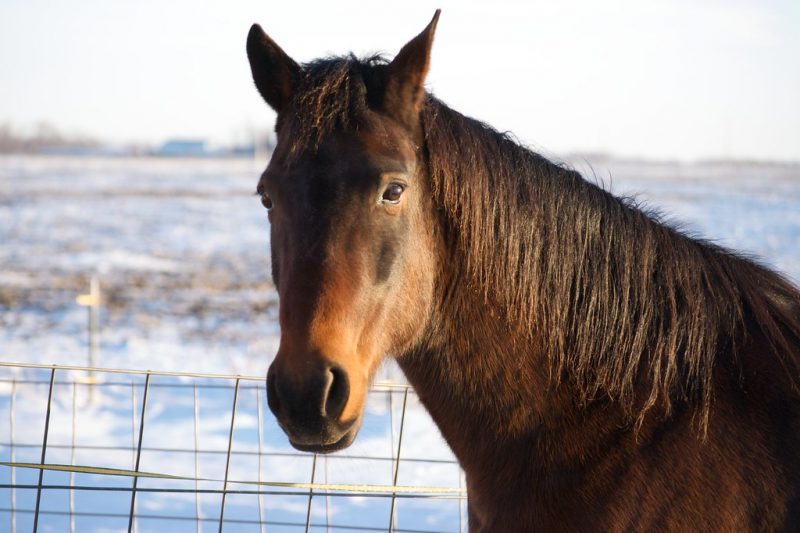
[1, 0, 798, 161]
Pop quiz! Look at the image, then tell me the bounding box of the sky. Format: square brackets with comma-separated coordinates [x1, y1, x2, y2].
[1, 0, 799, 161]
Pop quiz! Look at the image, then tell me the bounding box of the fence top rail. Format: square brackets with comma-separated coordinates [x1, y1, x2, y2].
[0, 361, 413, 391]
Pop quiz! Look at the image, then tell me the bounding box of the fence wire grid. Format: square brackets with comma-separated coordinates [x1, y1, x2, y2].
[0, 362, 467, 533]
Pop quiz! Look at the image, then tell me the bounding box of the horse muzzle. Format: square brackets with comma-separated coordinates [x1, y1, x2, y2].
[266, 360, 362, 453]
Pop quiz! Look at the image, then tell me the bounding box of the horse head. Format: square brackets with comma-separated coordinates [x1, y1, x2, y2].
[247, 12, 441, 452]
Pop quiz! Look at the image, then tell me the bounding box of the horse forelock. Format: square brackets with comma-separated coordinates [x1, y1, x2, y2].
[279, 55, 389, 160]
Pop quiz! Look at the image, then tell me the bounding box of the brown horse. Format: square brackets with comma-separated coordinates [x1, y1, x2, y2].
[247, 11, 800, 531]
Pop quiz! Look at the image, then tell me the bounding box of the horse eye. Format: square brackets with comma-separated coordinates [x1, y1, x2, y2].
[381, 183, 405, 204]
[261, 194, 273, 210]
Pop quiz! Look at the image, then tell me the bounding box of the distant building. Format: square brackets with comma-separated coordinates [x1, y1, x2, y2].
[154, 139, 208, 157]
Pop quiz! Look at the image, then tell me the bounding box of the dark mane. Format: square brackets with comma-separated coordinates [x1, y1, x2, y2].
[422, 100, 800, 425]
[287, 55, 800, 426]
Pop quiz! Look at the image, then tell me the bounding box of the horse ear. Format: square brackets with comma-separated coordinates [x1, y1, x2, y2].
[383, 10, 441, 128]
[247, 24, 301, 113]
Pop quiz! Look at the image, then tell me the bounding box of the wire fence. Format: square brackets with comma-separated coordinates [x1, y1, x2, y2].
[0, 362, 466, 532]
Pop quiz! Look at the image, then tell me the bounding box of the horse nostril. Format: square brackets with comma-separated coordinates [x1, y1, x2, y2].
[324, 364, 350, 420]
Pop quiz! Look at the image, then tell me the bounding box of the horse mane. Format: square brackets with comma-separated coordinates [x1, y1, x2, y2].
[422, 100, 800, 424]
[285, 55, 800, 426]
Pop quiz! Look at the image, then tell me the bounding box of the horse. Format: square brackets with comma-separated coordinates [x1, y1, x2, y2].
[246, 11, 800, 531]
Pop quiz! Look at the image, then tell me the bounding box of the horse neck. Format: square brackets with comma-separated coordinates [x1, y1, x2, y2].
[398, 289, 631, 516]
[398, 246, 625, 463]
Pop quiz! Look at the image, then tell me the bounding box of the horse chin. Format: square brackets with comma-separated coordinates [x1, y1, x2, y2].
[285, 417, 362, 454]
[289, 428, 358, 454]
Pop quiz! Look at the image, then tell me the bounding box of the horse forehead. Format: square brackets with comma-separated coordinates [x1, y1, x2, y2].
[293, 126, 415, 182]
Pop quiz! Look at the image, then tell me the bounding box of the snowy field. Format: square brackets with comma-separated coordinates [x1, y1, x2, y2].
[0, 155, 799, 532]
